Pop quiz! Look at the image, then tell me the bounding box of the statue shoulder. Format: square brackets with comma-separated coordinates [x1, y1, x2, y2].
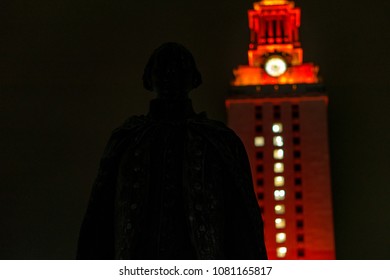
[101, 115, 149, 159]
[114, 115, 149, 132]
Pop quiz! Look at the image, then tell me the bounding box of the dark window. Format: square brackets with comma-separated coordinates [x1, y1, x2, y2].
[296, 205, 303, 214]
[256, 178, 264, 187]
[292, 105, 299, 119]
[257, 165, 264, 172]
[256, 113, 262, 120]
[293, 137, 300, 145]
[295, 192, 303, 200]
[294, 164, 302, 172]
[255, 106, 262, 112]
[297, 220, 304, 229]
[293, 124, 300, 132]
[294, 150, 301, 158]
[297, 249, 305, 257]
[297, 234, 304, 242]
[255, 125, 263, 133]
[274, 105, 281, 119]
[257, 192, 264, 200]
[295, 178, 302, 185]
[256, 151, 263, 159]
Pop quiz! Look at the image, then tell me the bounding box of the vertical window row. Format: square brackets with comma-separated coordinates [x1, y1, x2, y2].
[292, 104, 305, 258]
[254, 106, 264, 214]
[273, 105, 287, 258]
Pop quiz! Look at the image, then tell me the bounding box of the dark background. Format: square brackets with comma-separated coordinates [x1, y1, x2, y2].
[1, 0, 389, 259]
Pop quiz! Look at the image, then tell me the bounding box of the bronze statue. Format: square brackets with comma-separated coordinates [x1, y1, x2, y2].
[77, 42, 267, 259]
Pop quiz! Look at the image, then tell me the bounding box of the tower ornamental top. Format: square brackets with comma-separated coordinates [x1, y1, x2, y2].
[232, 0, 319, 86]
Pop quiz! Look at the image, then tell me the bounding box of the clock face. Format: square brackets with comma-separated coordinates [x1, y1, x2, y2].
[264, 56, 287, 77]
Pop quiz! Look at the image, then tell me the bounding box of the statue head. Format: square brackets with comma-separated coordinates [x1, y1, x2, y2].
[143, 42, 202, 99]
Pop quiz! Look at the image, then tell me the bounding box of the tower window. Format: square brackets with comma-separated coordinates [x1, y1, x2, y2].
[274, 190, 286, 200]
[294, 164, 302, 172]
[275, 218, 286, 229]
[273, 149, 284, 159]
[256, 178, 264, 187]
[293, 124, 300, 132]
[292, 105, 299, 119]
[296, 220, 304, 229]
[273, 105, 281, 120]
[296, 205, 303, 214]
[276, 232, 286, 243]
[295, 191, 303, 200]
[297, 234, 304, 243]
[257, 165, 264, 172]
[295, 178, 302, 185]
[273, 136, 284, 147]
[255, 106, 262, 119]
[254, 136, 265, 147]
[274, 162, 284, 173]
[275, 204, 285, 214]
[297, 249, 305, 257]
[274, 176, 285, 187]
[276, 247, 287, 258]
[293, 150, 301, 158]
[256, 125, 263, 133]
[272, 123, 283, 133]
[257, 192, 264, 200]
[293, 137, 300, 145]
[256, 151, 264, 159]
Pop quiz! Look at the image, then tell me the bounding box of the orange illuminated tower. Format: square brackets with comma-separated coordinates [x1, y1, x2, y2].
[226, 0, 335, 259]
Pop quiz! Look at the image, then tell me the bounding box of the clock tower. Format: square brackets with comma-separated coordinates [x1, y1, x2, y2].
[226, 0, 335, 259]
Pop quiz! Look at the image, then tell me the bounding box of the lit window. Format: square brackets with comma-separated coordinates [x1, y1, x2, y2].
[274, 176, 284, 187]
[273, 149, 284, 159]
[277, 247, 287, 258]
[254, 136, 265, 147]
[274, 162, 284, 173]
[275, 204, 285, 214]
[273, 136, 283, 147]
[272, 123, 283, 133]
[274, 190, 285, 200]
[276, 233, 286, 243]
[275, 218, 286, 229]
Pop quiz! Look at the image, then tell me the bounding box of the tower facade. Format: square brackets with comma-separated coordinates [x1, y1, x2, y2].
[226, 0, 335, 259]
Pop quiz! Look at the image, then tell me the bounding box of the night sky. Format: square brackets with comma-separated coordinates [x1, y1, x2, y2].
[1, 0, 389, 259]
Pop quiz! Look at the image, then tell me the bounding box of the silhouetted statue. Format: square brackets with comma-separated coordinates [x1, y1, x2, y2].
[76, 42, 267, 260]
